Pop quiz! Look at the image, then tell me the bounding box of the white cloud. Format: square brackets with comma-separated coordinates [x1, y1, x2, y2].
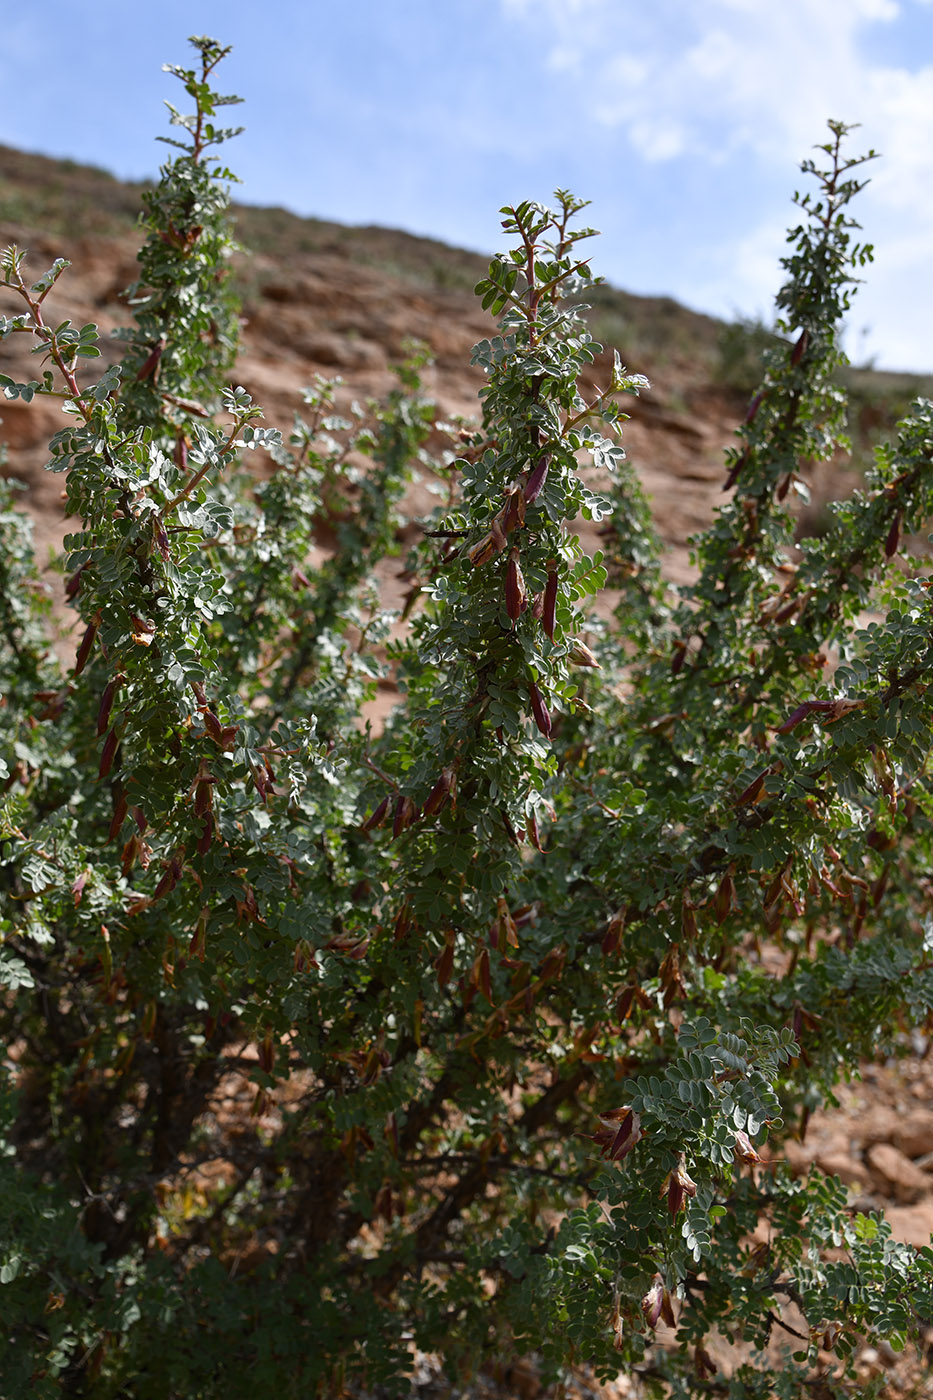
[499, 1, 910, 171]
[587, 6, 882, 161]
[500, 0, 933, 367]
[626, 118, 687, 163]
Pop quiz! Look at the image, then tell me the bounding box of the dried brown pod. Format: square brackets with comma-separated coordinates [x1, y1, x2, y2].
[505, 546, 527, 620]
[523, 453, 550, 503]
[528, 682, 552, 738]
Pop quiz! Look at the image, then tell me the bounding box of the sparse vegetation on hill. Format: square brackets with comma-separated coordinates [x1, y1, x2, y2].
[3, 135, 927, 476]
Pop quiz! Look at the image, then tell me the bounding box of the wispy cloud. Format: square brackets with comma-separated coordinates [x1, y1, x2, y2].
[500, 0, 933, 367]
[505, 0, 899, 162]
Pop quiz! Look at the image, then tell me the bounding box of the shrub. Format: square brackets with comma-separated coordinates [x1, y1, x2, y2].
[3, 38, 933, 1400]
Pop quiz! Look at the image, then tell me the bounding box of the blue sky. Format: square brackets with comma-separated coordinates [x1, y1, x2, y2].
[3, 1, 933, 371]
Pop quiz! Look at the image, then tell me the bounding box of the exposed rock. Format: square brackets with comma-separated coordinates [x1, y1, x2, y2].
[866, 1142, 931, 1203]
[884, 1200, 933, 1249]
[781, 1138, 819, 1177]
[0, 204, 747, 599]
[893, 1109, 933, 1160]
[814, 1148, 870, 1188]
[0, 395, 62, 450]
[857, 1105, 902, 1147]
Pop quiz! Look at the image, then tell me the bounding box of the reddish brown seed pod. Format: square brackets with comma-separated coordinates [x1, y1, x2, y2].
[258, 1033, 275, 1075]
[135, 334, 166, 383]
[74, 614, 100, 678]
[670, 639, 688, 676]
[885, 510, 902, 559]
[202, 709, 223, 741]
[505, 546, 527, 621]
[713, 872, 735, 925]
[192, 759, 216, 818]
[525, 808, 545, 853]
[435, 931, 456, 989]
[790, 327, 809, 366]
[500, 485, 526, 534]
[362, 794, 390, 832]
[601, 910, 625, 957]
[249, 762, 271, 805]
[775, 700, 833, 735]
[121, 833, 142, 877]
[466, 532, 496, 567]
[774, 596, 801, 625]
[495, 896, 519, 950]
[724, 446, 750, 491]
[538, 946, 565, 982]
[641, 1281, 664, 1329]
[733, 1129, 761, 1164]
[189, 910, 208, 962]
[569, 639, 600, 669]
[593, 1106, 642, 1162]
[528, 682, 552, 739]
[393, 902, 412, 943]
[607, 1110, 636, 1159]
[130, 614, 155, 645]
[108, 787, 128, 843]
[98, 726, 120, 781]
[763, 864, 787, 910]
[744, 391, 765, 424]
[152, 848, 185, 903]
[523, 453, 550, 503]
[422, 768, 453, 818]
[473, 947, 492, 1002]
[64, 564, 88, 600]
[96, 674, 124, 737]
[542, 561, 558, 639]
[392, 794, 417, 838]
[616, 985, 636, 1021]
[694, 1345, 717, 1380]
[661, 1155, 697, 1217]
[615, 983, 650, 1020]
[467, 517, 508, 567]
[735, 772, 765, 806]
[868, 862, 890, 907]
[196, 816, 213, 855]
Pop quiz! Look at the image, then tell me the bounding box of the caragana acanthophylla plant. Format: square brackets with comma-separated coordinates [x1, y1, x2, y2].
[3, 36, 933, 1400]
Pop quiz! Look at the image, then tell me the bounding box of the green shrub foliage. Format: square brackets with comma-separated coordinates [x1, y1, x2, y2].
[3, 37, 933, 1400]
